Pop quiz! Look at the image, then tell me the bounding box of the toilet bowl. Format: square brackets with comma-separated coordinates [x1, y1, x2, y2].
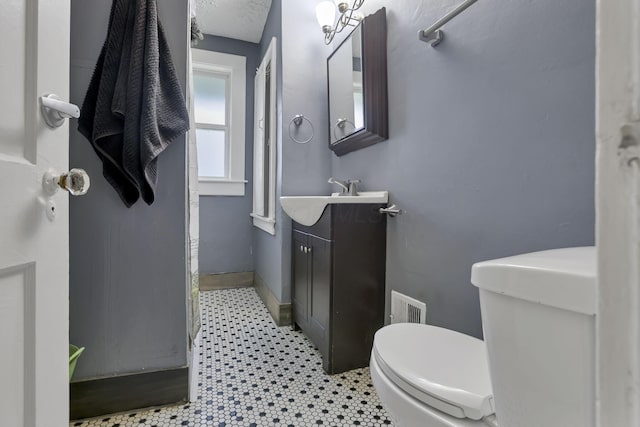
[371, 247, 596, 427]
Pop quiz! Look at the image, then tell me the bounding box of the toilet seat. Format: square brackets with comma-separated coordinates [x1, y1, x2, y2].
[372, 324, 494, 421]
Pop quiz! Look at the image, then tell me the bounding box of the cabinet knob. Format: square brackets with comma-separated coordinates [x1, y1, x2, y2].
[300, 245, 305, 253]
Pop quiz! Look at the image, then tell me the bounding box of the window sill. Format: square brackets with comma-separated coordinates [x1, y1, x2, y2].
[250, 213, 275, 235]
[199, 179, 247, 196]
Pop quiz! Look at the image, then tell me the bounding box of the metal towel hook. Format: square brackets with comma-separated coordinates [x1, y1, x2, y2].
[289, 114, 315, 144]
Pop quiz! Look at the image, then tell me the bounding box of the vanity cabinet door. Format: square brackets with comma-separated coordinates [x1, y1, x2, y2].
[292, 231, 309, 330]
[307, 236, 332, 367]
[290, 204, 386, 374]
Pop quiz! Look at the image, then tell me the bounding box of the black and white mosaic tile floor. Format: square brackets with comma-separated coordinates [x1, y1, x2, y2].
[73, 288, 394, 427]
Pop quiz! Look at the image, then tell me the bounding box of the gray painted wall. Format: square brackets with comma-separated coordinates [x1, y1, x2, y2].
[197, 35, 259, 275]
[69, 0, 189, 379]
[329, 0, 596, 338]
[252, 0, 596, 338]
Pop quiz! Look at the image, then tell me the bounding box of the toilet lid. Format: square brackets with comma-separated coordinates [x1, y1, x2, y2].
[373, 323, 494, 421]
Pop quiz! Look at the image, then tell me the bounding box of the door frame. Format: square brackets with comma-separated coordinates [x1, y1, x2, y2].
[595, 0, 640, 425]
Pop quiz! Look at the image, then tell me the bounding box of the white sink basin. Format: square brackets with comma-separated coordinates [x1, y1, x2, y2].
[280, 191, 388, 226]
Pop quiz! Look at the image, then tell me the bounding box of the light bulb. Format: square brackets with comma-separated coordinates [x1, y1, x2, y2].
[316, 1, 336, 29]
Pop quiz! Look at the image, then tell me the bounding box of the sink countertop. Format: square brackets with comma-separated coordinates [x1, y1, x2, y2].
[280, 191, 388, 226]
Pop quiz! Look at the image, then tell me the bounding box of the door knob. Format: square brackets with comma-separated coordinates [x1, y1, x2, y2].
[40, 94, 80, 128]
[43, 168, 90, 196]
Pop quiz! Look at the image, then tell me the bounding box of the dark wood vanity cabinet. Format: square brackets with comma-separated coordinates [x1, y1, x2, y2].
[292, 203, 386, 374]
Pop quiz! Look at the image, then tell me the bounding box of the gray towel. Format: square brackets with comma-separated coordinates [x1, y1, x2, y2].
[78, 0, 190, 207]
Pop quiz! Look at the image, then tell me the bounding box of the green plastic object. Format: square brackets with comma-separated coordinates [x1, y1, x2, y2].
[69, 344, 85, 381]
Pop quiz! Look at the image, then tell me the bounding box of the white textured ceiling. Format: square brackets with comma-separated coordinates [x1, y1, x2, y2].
[195, 0, 273, 43]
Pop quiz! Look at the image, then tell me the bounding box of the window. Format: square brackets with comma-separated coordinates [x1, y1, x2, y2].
[250, 38, 277, 235]
[192, 49, 246, 196]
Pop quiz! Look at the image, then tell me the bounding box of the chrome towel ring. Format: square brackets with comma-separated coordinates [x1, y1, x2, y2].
[289, 114, 315, 144]
[333, 118, 356, 142]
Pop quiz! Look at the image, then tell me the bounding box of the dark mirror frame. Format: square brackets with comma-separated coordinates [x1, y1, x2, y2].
[327, 7, 388, 157]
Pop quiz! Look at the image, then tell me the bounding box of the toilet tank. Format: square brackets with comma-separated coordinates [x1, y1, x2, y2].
[471, 247, 596, 427]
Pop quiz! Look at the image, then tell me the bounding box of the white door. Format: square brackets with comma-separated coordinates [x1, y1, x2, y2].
[0, 1, 73, 426]
[596, 0, 640, 425]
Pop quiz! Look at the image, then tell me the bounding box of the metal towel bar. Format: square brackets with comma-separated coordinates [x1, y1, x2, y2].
[418, 0, 478, 47]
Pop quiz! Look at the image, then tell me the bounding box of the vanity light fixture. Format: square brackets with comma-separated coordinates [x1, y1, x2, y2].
[315, 0, 365, 45]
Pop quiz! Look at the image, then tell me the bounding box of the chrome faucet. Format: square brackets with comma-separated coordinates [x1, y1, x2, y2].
[328, 177, 360, 196]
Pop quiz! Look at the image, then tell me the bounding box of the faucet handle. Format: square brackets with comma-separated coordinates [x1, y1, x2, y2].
[347, 179, 360, 196]
[328, 177, 349, 194]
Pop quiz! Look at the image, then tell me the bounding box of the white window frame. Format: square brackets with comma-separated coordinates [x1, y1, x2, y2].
[192, 49, 247, 196]
[250, 38, 277, 234]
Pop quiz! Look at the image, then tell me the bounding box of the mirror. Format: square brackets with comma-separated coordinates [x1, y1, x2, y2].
[329, 27, 364, 143]
[327, 7, 387, 156]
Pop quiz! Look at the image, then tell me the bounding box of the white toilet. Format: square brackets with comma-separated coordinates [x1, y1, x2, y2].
[370, 247, 596, 427]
